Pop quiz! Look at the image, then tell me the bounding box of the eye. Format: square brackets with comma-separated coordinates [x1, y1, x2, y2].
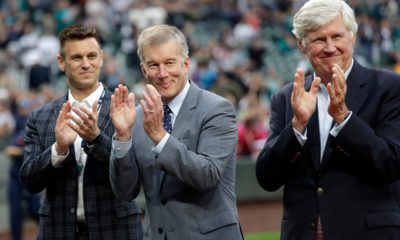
[88, 54, 98, 60]
[148, 64, 158, 70]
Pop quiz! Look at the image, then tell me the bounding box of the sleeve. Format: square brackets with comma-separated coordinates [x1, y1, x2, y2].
[155, 98, 237, 193]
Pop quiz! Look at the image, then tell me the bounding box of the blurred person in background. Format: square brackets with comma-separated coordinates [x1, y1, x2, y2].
[5, 98, 40, 240]
[256, 0, 400, 239]
[19, 24, 142, 240]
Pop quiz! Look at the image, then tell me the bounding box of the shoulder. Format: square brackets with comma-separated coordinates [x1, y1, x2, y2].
[196, 87, 235, 113]
[29, 97, 64, 120]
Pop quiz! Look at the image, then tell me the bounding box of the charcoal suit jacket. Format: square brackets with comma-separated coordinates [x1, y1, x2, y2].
[256, 60, 400, 240]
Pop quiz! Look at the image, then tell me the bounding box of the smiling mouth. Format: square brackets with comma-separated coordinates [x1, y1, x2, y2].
[159, 82, 172, 88]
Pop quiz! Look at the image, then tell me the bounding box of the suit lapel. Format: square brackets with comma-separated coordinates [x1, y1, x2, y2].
[319, 60, 368, 169]
[170, 82, 198, 138]
[97, 89, 112, 130]
[159, 82, 199, 191]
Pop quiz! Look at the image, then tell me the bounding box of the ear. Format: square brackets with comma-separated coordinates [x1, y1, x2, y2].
[184, 56, 190, 75]
[297, 39, 306, 54]
[99, 49, 104, 67]
[57, 54, 65, 72]
[140, 63, 147, 78]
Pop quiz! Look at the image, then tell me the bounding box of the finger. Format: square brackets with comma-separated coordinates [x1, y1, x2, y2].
[127, 92, 136, 110]
[310, 77, 321, 95]
[146, 84, 163, 110]
[297, 68, 305, 91]
[145, 84, 158, 100]
[327, 82, 337, 104]
[140, 99, 151, 115]
[142, 91, 155, 112]
[333, 64, 345, 90]
[71, 106, 88, 123]
[67, 111, 84, 128]
[121, 85, 129, 105]
[59, 102, 71, 117]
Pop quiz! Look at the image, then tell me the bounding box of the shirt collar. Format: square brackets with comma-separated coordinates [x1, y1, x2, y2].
[165, 80, 190, 116]
[68, 83, 104, 108]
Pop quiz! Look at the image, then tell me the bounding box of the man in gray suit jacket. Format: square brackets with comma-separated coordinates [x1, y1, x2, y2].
[20, 24, 142, 240]
[109, 24, 243, 240]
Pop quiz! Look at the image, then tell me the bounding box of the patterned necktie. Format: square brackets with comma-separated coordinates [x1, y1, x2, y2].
[163, 105, 172, 133]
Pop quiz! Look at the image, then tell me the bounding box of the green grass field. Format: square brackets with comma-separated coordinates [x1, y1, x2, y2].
[245, 232, 280, 240]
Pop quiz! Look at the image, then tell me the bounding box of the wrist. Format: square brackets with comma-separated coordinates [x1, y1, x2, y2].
[292, 117, 306, 134]
[55, 143, 68, 155]
[335, 111, 350, 124]
[115, 131, 132, 141]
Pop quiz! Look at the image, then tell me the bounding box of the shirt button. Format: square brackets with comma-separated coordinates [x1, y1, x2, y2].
[158, 228, 163, 234]
[317, 187, 324, 195]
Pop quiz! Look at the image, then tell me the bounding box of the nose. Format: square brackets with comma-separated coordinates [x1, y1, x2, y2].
[157, 65, 167, 78]
[324, 38, 336, 53]
[81, 57, 90, 68]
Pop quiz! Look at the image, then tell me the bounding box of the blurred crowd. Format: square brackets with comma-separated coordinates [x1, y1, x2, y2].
[1, 0, 400, 162]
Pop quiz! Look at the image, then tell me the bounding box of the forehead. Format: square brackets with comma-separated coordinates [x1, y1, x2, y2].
[62, 38, 101, 56]
[308, 16, 350, 37]
[142, 40, 181, 62]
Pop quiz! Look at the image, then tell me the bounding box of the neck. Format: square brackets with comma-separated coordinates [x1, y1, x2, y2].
[70, 83, 100, 101]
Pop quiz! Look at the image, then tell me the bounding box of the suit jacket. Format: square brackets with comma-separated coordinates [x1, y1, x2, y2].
[110, 82, 242, 240]
[256, 60, 400, 240]
[20, 89, 143, 240]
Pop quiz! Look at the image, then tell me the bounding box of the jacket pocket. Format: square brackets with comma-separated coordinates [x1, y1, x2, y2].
[196, 209, 238, 234]
[365, 211, 400, 229]
[115, 201, 141, 218]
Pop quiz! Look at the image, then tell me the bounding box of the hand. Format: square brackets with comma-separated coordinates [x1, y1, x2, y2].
[67, 100, 100, 142]
[140, 84, 166, 144]
[291, 68, 320, 133]
[55, 102, 78, 155]
[327, 64, 349, 124]
[111, 84, 136, 141]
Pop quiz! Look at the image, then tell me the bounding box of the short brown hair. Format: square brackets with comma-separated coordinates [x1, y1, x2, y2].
[58, 24, 100, 57]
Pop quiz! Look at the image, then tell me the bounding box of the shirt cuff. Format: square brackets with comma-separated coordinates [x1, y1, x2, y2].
[293, 127, 307, 146]
[330, 111, 352, 137]
[112, 134, 132, 158]
[152, 133, 170, 156]
[51, 143, 68, 168]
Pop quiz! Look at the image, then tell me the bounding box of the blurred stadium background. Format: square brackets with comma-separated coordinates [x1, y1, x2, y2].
[1, 0, 400, 239]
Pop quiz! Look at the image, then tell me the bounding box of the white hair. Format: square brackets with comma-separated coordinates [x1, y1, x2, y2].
[292, 0, 358, 40]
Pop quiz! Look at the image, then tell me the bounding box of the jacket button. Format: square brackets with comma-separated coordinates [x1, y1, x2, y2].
[310, 222, 316, 230]
[161, 199, 167, 205]
[158, 228, 163, 234]
[317, 187, 324, 195]
[70, 208, 75, 214]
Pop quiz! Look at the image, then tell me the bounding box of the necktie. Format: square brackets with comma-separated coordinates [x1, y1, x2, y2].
[163, 105, 172, 133]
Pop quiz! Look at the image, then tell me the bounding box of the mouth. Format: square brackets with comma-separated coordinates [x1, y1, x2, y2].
[159, 81, 172, 89]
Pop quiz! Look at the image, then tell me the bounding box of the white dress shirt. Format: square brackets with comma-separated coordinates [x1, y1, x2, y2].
[294, 60, 354, 161]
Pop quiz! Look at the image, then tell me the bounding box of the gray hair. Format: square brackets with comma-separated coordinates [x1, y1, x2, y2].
[137, 24, 189, 63]
[292, 0, 358, 40]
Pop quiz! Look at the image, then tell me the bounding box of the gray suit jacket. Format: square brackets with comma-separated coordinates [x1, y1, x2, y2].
[110, 82, 243, 240]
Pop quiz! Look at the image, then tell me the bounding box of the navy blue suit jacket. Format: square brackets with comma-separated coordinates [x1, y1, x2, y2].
[256, 60, 400, 240]
[20, 89, 143, 240]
